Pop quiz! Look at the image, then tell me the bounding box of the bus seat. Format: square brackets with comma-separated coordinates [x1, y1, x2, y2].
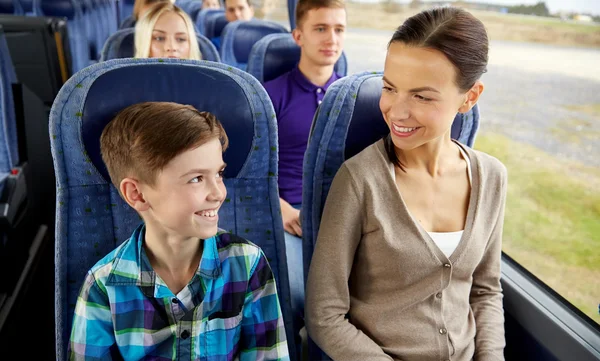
[220, 19, 288, 70]
[120, 0, 134, 21]
[16, 0, 41, 15]
[205, 13, 227, 39]
[0, 0, 24, 15]
[0, 26, 18, 170]
[36, 0, 90, 72]
[179, 0, 202, 21]
[81, 0, 103, 61]
[301, 71, 480, 361]
[247, 32, 347, 83]
[195, 8, 223, 36]
[100, 27, 221, 62]
[118, 14, 135, 29]
[103, 0, 118, 34]
[0, 27, 27, 234]
[50, 58, 297, 361]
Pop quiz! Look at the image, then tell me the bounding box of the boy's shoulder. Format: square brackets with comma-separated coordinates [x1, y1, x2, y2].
[215, 229, 262, 255]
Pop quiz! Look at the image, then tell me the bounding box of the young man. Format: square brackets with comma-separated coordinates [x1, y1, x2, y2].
[263, 0, 346, 355]
[68, 102, 289, 361]
[211, 0, 254, 49]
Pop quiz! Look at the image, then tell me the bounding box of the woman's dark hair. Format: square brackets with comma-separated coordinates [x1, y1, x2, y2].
[384, 6, 488, 170]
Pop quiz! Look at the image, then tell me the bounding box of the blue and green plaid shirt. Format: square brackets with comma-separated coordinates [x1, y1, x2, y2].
[68, 224, 289, 360]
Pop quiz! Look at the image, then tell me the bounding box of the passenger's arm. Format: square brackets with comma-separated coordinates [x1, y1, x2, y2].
[470, 168, 507, 361]
[305, 165, 393, 361]
[68, 272, 117, 360]
[240, 250, 290, 361]
[279, 197, 302, 236]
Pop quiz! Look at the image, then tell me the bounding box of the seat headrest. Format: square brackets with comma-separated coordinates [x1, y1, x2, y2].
[20, 0, 33, 12]
[76, 59, 255, 183]
[343, 74, 479, 159]
[38, 0, 77, 18]
[0, 0, 17, 14]
[206, 14, 227, 39]
[199, 9, 224, 35]
[102, 28, 220, 62]
[345, 76, 390, 160]
[224, 20, 288, 65]
[247, 33, 347, 83]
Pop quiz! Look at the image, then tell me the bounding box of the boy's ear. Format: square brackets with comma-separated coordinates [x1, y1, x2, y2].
[120, 178, 150, 212]
[292, 27, 302, 46]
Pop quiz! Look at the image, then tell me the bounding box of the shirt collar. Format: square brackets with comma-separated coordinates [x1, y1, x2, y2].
[107, 224, 222, 291]
[291, 64, 340, 92]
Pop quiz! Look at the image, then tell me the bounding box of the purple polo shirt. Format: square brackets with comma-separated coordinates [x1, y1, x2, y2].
[264, 66, 341, 205]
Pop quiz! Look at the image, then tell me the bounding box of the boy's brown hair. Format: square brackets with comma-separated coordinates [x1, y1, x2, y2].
[100, 102, 228, 190]
[295, 0, 345, 28]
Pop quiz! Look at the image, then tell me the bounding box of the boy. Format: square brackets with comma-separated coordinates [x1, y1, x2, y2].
[263, 0, 345, 352]
[68, 102, 289, 360]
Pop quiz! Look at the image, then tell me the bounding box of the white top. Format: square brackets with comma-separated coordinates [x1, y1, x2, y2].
[427, 230, 464, 257]
[426, 144, 472, 258]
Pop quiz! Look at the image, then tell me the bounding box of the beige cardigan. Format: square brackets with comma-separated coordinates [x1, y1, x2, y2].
[305, 139, 507, 361]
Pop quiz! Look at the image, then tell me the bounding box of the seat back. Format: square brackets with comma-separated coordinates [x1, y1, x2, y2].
[118, 14, 135, 28]
[180, 0, 202, 21]
[247, 32, 347, 83]
[50, 58, 296, 361]
[37, 0, 89, 72]
[0, 27, 18, 174]
[120, 0, 134, 20]
[0, 0, 24, 14]
[220, 19, 288, 69]
[100, 27, 220, 62]
[195, 8, 222, 36]
[81, 0, 103, 60]
[301, 72, 480, 360]
[17, 0, 41, 15]
[205, 12, 226, 39]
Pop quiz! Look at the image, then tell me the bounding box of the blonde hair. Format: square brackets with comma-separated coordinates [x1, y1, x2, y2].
[134, 2, 202, 60]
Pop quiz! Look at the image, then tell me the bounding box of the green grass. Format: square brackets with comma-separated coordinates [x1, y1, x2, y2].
[475, 133, 600, 324]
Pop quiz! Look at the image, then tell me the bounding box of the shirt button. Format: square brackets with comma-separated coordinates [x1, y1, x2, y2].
[439, 328, 447, 334]
[171, 298, 178, 304]
[444, 263, 451, 268]
[317, 88, 322, 94]
[318, 100, 322, 104]
[181, 330, 190, 339]
[436, 292, 442, 299]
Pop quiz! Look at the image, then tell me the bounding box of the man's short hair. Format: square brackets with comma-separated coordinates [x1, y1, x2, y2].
[295, 0, 345, 28]
[100, 102, 228, 190]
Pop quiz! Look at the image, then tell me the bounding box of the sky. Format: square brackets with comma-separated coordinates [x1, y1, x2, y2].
[463, 0, 600, 15]
[363, 0, 600, 15]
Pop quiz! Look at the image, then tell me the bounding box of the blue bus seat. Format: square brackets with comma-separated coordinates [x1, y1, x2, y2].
[179, 0, 202, 21]
[247, 32, 347, 83]
[0, 0, 24, 15]
[81, 0, 103, 61]
[195, 8, 222, 36]
[301, 71, 480, 360]
[100, 27, 221, 62]
[16, 0, 41, 15]
[36, 0, 90, 72]
[50, 58, 297, 361]
[120, 0, 134, 21]
[205, 12, 226, 39]
[220, 19, 288, 70]
[118, 14, 135, 29]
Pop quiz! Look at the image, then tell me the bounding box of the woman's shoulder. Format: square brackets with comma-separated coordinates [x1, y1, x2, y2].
[466, 145, 508, 184]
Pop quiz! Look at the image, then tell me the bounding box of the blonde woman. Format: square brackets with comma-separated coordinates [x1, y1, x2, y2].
[134, 2, 202, 60]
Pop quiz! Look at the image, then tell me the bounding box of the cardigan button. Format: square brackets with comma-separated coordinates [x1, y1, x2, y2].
[443, 263, 451, 268]
[439, 328, 447, 334]
[436, 292, 442, 299]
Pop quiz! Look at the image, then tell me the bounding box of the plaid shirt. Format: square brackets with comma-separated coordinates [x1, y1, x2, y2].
[68, 224, 289, 361]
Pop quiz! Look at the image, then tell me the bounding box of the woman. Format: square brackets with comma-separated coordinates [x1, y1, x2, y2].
[134, 2, 202, 60]
[305, 7, 507, 361]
